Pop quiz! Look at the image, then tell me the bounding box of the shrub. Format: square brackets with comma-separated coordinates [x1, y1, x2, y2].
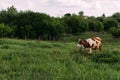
[63, 14, 88, 34]
[109, 27, 120, 38]
[0, 23, 13, 37]
[87, 19, 104, 32]
[103, 18, 118, 31]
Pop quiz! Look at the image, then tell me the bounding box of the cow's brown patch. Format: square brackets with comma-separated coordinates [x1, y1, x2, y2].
[91, 44, 94, 47]
[81, 40, 90, 48]
[93, 46, 98, 50]
[96, 41, 99, 44]
[94, 37, 102, 41]
[91, 37, 96, 41]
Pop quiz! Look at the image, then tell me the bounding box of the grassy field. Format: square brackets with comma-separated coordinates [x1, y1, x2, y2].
[0, 32, 120, 80]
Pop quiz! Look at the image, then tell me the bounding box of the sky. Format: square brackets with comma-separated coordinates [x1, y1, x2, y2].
[0, 0, 120, 17]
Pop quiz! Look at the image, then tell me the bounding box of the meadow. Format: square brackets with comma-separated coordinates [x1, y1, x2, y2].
[0, 32, 120, 80]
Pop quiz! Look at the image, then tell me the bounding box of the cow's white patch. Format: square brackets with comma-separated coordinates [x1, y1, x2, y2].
[86, 48, 92, 53]
[96, 37, 101, 40]
[77, 44, 82, 47]
[86, 38, 96, 46]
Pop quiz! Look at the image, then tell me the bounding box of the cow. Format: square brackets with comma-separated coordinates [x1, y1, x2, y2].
[77, 37, 102, 53]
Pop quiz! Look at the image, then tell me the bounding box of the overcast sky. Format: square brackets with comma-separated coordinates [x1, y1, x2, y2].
[0, 0, 120, 17]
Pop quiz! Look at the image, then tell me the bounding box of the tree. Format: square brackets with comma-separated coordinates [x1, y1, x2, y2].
[95, 21, 104, 32]
[0, 5, 17, 26]
[0, 23, 13, 37]
[17, 25, 32, 39]
[7, 5, 17, 15]
[48, 18, 64, 40]
[64, 13, 71, 17]
[87, 18, 104, 32]
[112, 12, 120, 23]
[102, 13, 106, 17]
[79, 11, 84, 16]
[103, 18, 118, 31]
[63, 14, 88, 34]
[97, 17, 105, 23]
[14, 11, 35, 38]
[109, 27, 120, 38]
[97, 13, 106, 23]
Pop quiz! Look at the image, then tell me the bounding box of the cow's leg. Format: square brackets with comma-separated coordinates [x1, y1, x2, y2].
[99, 44, 102, 51]
[86, 48, 92, 54]
[89, 48, 92, 53]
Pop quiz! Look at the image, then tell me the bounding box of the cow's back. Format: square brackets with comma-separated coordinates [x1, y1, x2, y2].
[86, 37, 102, 49]
[92, 37, 102, 42]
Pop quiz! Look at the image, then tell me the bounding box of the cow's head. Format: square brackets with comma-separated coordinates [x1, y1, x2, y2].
[77, 39, 83, 47]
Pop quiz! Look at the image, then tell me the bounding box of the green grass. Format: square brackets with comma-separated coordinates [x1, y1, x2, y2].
[0, 32, 120, 80]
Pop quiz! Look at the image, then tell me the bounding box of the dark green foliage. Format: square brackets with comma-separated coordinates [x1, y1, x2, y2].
[103, 18, 118, 31]
[112, 12, 120, 22]
[64, 13, 71, 17]
[109, 27, 120, 38]
[0, 6, 17, 27]
[63, 14, 88, 34]
[0, 6, 120, 40]
[0, 6, 65, 40]
[0, 23, 13, 37]
[87, 18, 104, 32]
[79, 11, 84, 16]
[47, 18, 65, 40]
[97, 17, 105, 22]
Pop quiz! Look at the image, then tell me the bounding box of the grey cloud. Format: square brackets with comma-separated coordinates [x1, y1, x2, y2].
[0, 0, 120, 17]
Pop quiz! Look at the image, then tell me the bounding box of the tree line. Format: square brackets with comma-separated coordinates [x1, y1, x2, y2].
[0, 6, 120, 40]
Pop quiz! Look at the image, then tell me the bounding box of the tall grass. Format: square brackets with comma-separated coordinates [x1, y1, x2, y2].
[0, 32, 120, 80]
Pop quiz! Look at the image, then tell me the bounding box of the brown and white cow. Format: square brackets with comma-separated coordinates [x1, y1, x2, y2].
[77, 37, 102, 53]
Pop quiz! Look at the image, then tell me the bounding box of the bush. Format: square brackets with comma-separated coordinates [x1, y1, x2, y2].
[63, 14, 88, 34]
[0, 23, 13, 37]
[109, 27, 120, 38]
[87, 19, 104, 32]
[103, 18, 118, 31]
